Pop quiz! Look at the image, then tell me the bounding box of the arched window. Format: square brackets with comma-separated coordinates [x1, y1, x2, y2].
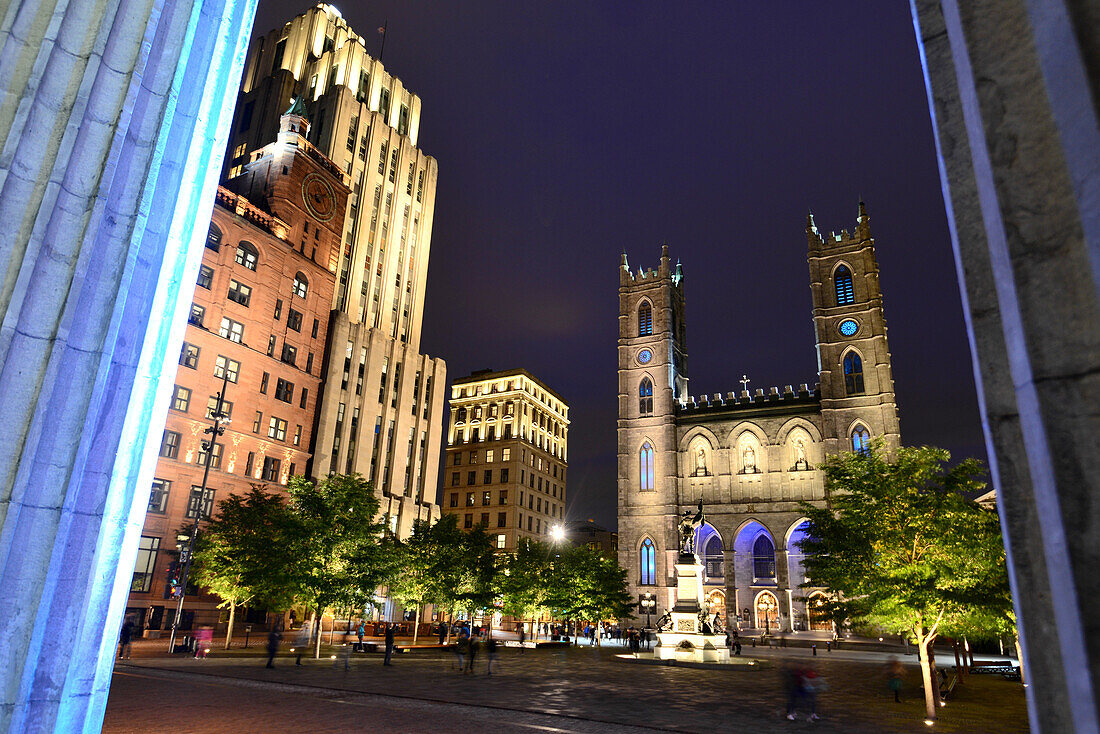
[206, 223, 222, 251]
[235, 241, 258, 271]
[843, 352, 864, 394]
[640, 538, 656, 585]
[704, 534, 724, 579]
[835, 265, 854, 305]
[455, 407, 467, 423]
[638, 302, 652, 336]
[639, 442, 655, 491]
[292, 272, 308, 298]
[752, 534, 776, 579]
[851, 426, 871, 455]
[639, 377, 653, 415]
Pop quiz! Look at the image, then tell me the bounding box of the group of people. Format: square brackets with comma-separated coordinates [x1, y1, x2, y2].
[452, 623, 499, 675]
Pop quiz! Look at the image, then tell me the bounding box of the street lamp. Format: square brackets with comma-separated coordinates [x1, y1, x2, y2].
[640, 593, 655, 650]
[550, 524, 565, 542]
[758, 594, 777, 633]
[167, 373, 230, 654]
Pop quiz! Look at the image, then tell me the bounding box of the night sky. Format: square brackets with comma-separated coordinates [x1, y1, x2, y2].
[252, 1, 988, 529]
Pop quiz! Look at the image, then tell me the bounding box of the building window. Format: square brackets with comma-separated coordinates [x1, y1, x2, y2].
[188, 304, 205, 326]
[159, 430, 181, 459]
[259, 372, 269, 394]
[640, 442, 655, 490]
[467, 471, 476, 486]
[639, 378, 653, 415]
[499, 489, 508, 504]
[227, 279, 252, 306]
[129, 536, 160, 593]
[287, 309, 303, 332]
[281, 343, 297, 366]
[482, 490, 491, 506]
[292, 272, 308, 298]
[268, 416, 287, 441]
[219, 317, 244, 343]
[275, 378, 294, 403]
[451, 472, 460, 487]
[179, 342, 200, 369]
[704, 535, 724, 579]
[843, 352, 864, 395]
[197, 265, 214, 289]
[205, 396, 232, 421]
[502, 448, 511, 461]
[205, 223, 222, 251]
[185, 487, 215, 520]
[638, 302, 653, 336]
[496, 534, 506, 549]
[214, 355, 240, 383]
[148, 479, 170, 514]
[235, 241, 258, 271]
[852, 426, 871, 455]
[171, 385, 191, 412]
[835, 264, 854, 305]
[640, 538, 655, 585]
[752, 535, 776, 579]
[196, 441, 224, 470]
[497, 512, 507, 528]
[267, 335, 276, 357]
[484, 470, 492, 485]
[464, 514, 473, 529]
[261, 457, 281, 482]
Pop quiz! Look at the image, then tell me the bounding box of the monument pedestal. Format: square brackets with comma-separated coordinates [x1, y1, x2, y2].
[654, 557, 729, 663]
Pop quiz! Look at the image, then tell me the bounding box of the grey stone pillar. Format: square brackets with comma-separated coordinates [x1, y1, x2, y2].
[0, 0, 255, 730]
[911, 2, 1100, 731]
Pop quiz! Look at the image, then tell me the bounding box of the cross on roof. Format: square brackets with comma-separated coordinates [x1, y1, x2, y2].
[739, 375, 751, 391]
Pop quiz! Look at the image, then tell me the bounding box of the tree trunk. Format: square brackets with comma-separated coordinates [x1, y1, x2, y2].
[412, 603, 421, 645]
[314, 606, 323, 659]
[225, 600, 236, 649]
[1014, 634, 1027, 686]
[917, 637, 938, 720]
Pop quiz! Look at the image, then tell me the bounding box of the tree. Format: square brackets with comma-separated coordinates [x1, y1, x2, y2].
[545, 545, 634, 644]
[799, 443, 998, 720]
[285, 473, 392, 658]
[453, 524, 499, 627]
[191, 485, 297, 648]
[500, 539, 557, 637]
[390, 515, 467, 644]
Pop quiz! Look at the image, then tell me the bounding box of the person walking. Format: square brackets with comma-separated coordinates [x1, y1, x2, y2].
[383, 623, 395, 666]
[294, 623, 311, 665]
[437, 623, 447, 646]
[356, 620, 365, 652]
[455, 628, 469, 672]
[265, 623, 282, 668]
[194, 625, 213, 659]
[486, 634, 498, 676]
[887, 656, 905, 703]
[731, 628, 742, 656]
[518, 623, 526, 653]
[466, 632, 480, 674]
[117, 616, 133, 660]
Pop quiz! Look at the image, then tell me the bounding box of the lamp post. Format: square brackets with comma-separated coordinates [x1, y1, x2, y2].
[640, 593, 655, 650]
[167, 373, 230, 654]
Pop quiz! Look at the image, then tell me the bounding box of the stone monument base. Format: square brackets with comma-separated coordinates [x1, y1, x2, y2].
[654, 632, 730, 663]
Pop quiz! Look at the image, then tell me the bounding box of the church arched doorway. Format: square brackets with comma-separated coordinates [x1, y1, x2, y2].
[754, 590, 779, 631]
[705, 589, 726, 628]
[807, 593, 832, 631]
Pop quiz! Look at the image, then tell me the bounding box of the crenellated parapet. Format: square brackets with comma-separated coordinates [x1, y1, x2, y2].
[677, 383, 820, 414]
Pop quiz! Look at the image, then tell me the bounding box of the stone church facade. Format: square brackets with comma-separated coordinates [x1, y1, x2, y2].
[617, 203, 900, 633]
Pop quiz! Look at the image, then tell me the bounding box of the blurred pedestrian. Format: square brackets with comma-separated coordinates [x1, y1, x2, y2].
[294, 623, 311, 665]
[731, 628, 742, 656]
[887, 656, 904, 702]
[356, 619, 365, 652]
[455, 630, 469, 672]
[466, 632, 480, 674]
[194, 625, 213, 659]
[265, 622, 282, 668]
[438, 623, 447, 645]
[518, 624, 526, 653]
[383, 623, 395, 666]
[486, 634, 498, 676]
[117, 616, 134, 660]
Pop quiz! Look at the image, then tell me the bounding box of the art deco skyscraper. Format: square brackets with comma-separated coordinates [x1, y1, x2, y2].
[224, 4, 445, 537]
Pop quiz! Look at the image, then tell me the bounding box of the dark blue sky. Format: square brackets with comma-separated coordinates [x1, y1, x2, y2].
[253, 2, 988, 528]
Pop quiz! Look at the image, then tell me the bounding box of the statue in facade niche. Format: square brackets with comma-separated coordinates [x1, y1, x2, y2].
[795, 439, 808, 470]
[743, 445, 757, 473]
[694, 445, 707, 475]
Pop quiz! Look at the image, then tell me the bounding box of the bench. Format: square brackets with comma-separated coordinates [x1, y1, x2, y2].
[939, 670, 959, 700]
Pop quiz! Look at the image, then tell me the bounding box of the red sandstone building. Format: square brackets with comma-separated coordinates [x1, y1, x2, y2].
[124, 105, 348, 633]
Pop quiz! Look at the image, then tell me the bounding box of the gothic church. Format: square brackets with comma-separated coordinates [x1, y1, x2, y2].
[617, 203, 900, 633]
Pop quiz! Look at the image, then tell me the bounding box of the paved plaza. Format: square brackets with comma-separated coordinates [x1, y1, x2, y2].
[104, 640, 1029, 733]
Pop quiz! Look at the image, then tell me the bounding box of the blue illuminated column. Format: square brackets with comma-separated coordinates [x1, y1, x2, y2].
[0, 0, 256, 730]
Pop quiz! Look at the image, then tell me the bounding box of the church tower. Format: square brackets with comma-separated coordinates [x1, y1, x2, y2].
[808, 202, 901, 457]
[617, 245, 688, 610]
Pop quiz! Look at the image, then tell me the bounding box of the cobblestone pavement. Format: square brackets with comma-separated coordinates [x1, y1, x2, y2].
[105, 643, 1029, 733]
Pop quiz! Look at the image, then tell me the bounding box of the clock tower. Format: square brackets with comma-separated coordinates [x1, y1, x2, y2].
[617, 245, 688, 607]
[224, 98, 350, 277]
[808, 202, 900, 457]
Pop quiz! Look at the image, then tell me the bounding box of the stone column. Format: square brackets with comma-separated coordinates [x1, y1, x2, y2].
[775, 549, 791, 632]
[0, 0, 256, 730]
[912, 2, 1100, 731]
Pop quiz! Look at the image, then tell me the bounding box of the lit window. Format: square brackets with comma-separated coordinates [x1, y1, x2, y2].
[496, 534, 506, 549]
[171, 385, 191, 412]
[129, 536, 160, 592]
[235, 242, 258, 271]
[159, 431, 181, 459]
[640, 538, 656, 585]
[227, 279, 252, 306]
[185, 487, 215, 520]
[843, 352, 864, 395]
[852, 427, 871, 455]
[292, 272, 308, 298]
[205, 224, 222, 251]
[638, 302, 652, 336]
[219, 317, 244, 343]
[197, 265, 214, 289]
[261, 457, 280, 482]
[268, 416, 287, 441]
[835, 265, 854, 305]
[640, 442, 655, 491]
[639, 378, 653, 415]
[148, 479, 170, 514]
[188, 304, 205, 326]
[179, 342, 200, 369]
[753, 535, 776, 579]
[275, 378, 294, 403]
[205, 396, 232, 421]
[214, 355, 240, 383]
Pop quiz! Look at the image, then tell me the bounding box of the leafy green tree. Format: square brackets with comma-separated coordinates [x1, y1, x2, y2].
[191, 485, 297, 648]
[453, 524, 499, 626]
[799, 443, 1000, 720]
[390, 515, 469, 644]
[545, 545, 634, 644]
[285, 473, 392, 658]
[500, 539, 557, 637]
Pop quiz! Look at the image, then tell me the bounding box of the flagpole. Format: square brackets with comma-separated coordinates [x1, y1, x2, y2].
[378, 20, 388, 62]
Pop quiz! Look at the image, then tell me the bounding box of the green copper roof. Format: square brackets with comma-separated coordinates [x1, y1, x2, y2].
[284, 95, 308, 118]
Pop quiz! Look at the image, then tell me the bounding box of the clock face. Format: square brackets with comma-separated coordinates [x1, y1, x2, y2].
[638, 348, 653, 364]
[838, 319, 859, 337]
[301, 173, 336, 222]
